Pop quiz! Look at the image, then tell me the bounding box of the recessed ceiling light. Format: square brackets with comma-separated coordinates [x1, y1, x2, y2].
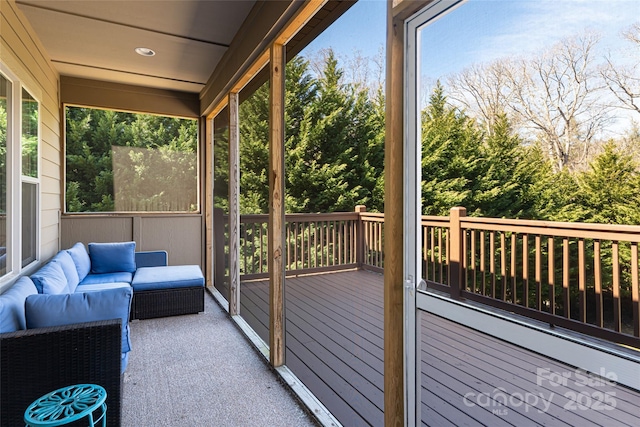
[135, 47, 155, 57]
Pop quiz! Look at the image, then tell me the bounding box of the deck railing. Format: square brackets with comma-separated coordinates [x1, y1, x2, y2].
[219, 206, 640, 347]
[235, 212, 361, 280]
[454, 209, 640, 347]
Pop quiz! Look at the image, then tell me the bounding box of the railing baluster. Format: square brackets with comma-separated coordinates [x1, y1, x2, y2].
[332, 220, 336, 266]
[511, 233, 516, 304]
[632, 243, 639, 337]
[578, 239, 586, 323]
[262, 221, 266, 273]
[480, 231, 485, 295]
[523, 234, 529, 308]
[613, 241, 621, 332]
[471, 230, 476, 293]
[326, 220, 330, 267]
[349, 220, 354, 264]
[378, 222, 383, 268]
[308, 221, 312, 269]
[594, 240, 602, 327]
[366, 221, 371, 266]
[295, 222, 300, 270]
[313, 221, 318, 268]
[463, 229, 468, 291]
[490, 231, 496, 298]
[431, 227, 436, 283]
[423, 225, 428, 282]
[549, 237, 555, 315]
[336, 221, 341, 266]
[563, 237, 570, 319]
[501, 232, 506, 301]
[246, 221, 250, 274]
[285, 222, 290, 270]
[535, 235, 541, 310]
[374, 221, 379, 268]
[372, 221, 376, 267]
[252, 223, 257, 274]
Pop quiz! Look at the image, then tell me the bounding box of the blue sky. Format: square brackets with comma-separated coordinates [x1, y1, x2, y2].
[420, 0, 640, 80]
[302, 0, 386, 65]
[303, 0, 639, 82]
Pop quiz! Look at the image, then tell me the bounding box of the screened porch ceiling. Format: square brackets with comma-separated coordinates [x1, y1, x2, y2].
[16, 0, 255, 93]
[16, 0, 353, 95]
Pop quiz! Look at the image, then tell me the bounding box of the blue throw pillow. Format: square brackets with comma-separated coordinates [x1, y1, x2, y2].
[30, 261, 69, 294]
[25, 286, 133, 353]
[51, 251, 80, 292]
[0, 276, 37, 332]
[89, 242, 136, 274]
[66, 242, 91, 281]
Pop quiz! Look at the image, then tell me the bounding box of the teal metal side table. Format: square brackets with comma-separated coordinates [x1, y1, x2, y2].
[24, 384, 107, 427]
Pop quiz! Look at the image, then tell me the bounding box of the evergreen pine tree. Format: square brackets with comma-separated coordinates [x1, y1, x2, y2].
[421, 82, 484, 216]
[574, 141, 640, 224]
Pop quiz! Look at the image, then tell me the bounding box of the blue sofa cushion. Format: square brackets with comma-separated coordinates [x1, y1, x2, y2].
[0, 276, 38, 333]
[31, 261, 69, 294]
[80, 272, 134, 286]
[51, 250, 80, 292]
[135, 250, 168, 268]
[66, 242, 91, 281]
[132, 265, 204, 292]
[25, 287, 133, 354]
[76, 282, 131, 293]
[89, 242, 136, 274]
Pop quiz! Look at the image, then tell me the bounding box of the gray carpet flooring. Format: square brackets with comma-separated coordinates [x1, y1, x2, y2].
[122, 292, 317, 426]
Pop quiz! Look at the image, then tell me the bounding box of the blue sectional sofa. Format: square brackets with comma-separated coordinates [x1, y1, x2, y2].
[0, 241, 205, 427]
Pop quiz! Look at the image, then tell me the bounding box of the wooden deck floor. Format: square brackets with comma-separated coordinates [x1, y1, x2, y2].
[236, 270, 640, 427]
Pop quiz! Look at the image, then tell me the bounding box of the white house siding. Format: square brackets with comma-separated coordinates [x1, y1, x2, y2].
[1, 0, 61, 271]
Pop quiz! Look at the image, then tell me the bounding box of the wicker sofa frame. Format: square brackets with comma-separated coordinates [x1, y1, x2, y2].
[0, 319, 122, 427]
[131, 286, 204, 320]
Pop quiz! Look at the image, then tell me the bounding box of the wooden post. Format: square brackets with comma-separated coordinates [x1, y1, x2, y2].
[269, 42, 286, 368]
[355, 205, 366, 268]
[204, 118, 213, 289]
[385, 4, 406, 426]
[449, 207, 466, 299]
[228, 92, 241, 315]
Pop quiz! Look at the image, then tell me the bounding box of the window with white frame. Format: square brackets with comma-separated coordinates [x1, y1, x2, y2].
[0, 73, 9, 276]
[0, 66, 41, 281]
[21, 88, 38, 267]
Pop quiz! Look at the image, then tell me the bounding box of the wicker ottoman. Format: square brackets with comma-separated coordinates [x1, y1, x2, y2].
[130, 265, 204, 320]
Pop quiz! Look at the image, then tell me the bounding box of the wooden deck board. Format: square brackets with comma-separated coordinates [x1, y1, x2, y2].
[423, 313, 638, 426]
[237, 270, 640, 427]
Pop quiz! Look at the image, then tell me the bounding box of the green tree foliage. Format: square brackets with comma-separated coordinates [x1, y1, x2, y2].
[421, 82, 484, 216]
[235, 51, 384, 214]
[65, 52, 640, 227]
[475, 114, 545, 219]
[564, 141, 640, 224]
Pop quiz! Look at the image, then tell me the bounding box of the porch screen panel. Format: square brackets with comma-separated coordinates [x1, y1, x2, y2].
[213, 107, 230, 299]
[278, 2, 387, 424]
[238, 79, 271, 344]
[65, 106, 198, 213]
